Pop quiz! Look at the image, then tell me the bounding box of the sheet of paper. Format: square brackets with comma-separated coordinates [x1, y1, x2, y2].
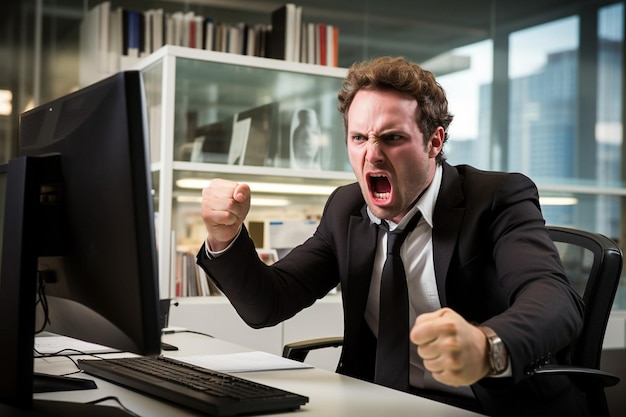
[170, 351, 314, 373]
[268, 220, 319, 249]
[34, 335, 119, 355]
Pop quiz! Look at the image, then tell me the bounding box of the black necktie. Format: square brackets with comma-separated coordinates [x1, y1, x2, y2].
[375, 211, 422, 391]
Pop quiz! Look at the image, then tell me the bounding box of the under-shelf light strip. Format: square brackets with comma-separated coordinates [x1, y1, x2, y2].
[175, 178, 337, 196]
[176, 195, 291, 206]
[539, 197, 578, 206]
[176, 180, 578, 206]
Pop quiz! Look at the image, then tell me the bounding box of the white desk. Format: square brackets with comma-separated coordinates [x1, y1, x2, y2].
[28, 332, 482, 417]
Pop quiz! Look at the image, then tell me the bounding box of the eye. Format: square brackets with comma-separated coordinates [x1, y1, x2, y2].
[383, 134, 403, 142]
[351, 135, 366, 143]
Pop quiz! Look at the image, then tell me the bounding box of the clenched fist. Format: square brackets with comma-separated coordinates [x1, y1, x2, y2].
[410, 307, 492, 387]
[201, 178, 251, 252]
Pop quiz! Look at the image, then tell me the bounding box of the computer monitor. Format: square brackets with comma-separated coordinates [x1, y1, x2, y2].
[0, 71, 162, 415]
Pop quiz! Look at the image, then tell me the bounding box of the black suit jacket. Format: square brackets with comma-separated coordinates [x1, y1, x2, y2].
[197, 162, 587, 416]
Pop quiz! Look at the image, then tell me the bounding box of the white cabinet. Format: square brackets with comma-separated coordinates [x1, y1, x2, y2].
[168, 295, 344, 371]
[133, 46, 355, 297]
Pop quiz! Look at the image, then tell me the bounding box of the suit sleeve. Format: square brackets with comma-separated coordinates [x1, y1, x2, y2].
[196, 191, 345, 328]
[472, 172, 585, 383]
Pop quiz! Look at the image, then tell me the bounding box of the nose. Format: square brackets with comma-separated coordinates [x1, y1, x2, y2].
[365, 136, 384, 165]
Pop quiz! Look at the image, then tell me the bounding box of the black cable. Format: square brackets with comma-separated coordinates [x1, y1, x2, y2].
[33, 348, 122, 377]
[162, 328, 214, 338]
[34, 273, 51, 334]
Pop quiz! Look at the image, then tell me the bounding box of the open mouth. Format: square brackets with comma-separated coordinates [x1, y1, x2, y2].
[368, 174, 392, 201]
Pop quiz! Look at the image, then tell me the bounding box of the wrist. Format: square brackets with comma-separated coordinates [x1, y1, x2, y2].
[478, 326, 509, 376]
[206, 226, 243, 255]
[206, 237, 231, 253]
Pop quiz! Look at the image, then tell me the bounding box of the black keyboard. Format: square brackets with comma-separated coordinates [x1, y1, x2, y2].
[77, 356, 309, 416]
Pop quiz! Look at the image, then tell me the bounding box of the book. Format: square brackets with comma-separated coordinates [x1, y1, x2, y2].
[107, 6, 123, 73]
[143, 9, 153, 55]
[228, 22, 246, 54]
[152, 8, 164, 51]
[123, 9, 142, 57]
[318, 23, 326, 66]
[167, 11, 184, 46]
[266, 3, 297, 61]
[215, 22, 228, 52]
[182, 11, 195, 47]
[193, 15, 204, 49]
[204, 17, 215, 50]
[326, 24, 339, 67]
[293, 5, 302, 62]
[304, 22, 315, 64]
[243, 24, 253, 56]
[252, 24, 270, 57]
[98, 1, 110, 71]
[332, 26, 339, 66]
[186, 12, 195, 48]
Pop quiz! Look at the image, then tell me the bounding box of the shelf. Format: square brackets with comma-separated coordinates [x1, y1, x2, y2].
[135, 45, 350, 297]
[154, 161, 355, 190]
[135, 45, 347, 78]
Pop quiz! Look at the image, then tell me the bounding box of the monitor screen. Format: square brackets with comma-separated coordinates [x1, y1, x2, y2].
[0, 71, 162, 414]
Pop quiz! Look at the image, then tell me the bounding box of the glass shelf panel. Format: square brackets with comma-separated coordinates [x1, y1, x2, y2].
[172, 55, 349, 172]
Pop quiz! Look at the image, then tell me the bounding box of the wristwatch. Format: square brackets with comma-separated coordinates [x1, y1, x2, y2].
[479, 326, 508, 376]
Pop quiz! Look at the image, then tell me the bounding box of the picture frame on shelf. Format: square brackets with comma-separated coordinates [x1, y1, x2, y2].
[188, 119, 232, 164]
[235, 102, 280, 167]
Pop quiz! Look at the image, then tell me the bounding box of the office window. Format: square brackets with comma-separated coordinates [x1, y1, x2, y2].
[508, 17, 581, 229]
[507, 17, 579, 181]
[598, 2, 625, 310]
[436, 40, 493, 170]
[596, 3, 624, 236]
[502, 5, 625, 310]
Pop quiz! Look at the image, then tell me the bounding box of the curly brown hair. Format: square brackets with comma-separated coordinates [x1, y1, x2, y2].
[337, 56, 453, 164]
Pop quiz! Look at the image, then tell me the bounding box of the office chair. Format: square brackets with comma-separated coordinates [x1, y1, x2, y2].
[282, 225, 623, 416]
[527, 226, 622, 416]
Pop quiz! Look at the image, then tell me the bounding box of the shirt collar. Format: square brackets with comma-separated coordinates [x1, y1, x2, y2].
[366, 163, 442, 231]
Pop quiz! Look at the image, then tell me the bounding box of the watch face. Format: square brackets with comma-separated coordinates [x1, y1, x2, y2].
[491, 339, 507, 372]
[479, 326, 507, 374]
[494, 352, 506, 371]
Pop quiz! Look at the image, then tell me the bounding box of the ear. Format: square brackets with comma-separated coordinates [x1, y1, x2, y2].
[428, 126, 445, 158]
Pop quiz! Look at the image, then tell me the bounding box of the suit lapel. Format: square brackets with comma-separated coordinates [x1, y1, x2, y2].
[344, 206, 378, 335]
[432, 163, 465, 307]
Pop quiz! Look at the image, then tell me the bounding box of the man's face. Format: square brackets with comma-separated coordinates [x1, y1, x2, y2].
[346, 89, 442, 223]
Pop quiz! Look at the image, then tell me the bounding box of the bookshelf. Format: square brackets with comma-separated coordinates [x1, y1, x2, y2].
[79, 1, 340, 87]
[132, 45, 355, 298]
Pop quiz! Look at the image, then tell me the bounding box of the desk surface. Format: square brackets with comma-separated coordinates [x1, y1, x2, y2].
[30, 332, 482, 417]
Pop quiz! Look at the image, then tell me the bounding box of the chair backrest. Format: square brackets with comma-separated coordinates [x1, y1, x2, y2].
[547, 226, 623, 369]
